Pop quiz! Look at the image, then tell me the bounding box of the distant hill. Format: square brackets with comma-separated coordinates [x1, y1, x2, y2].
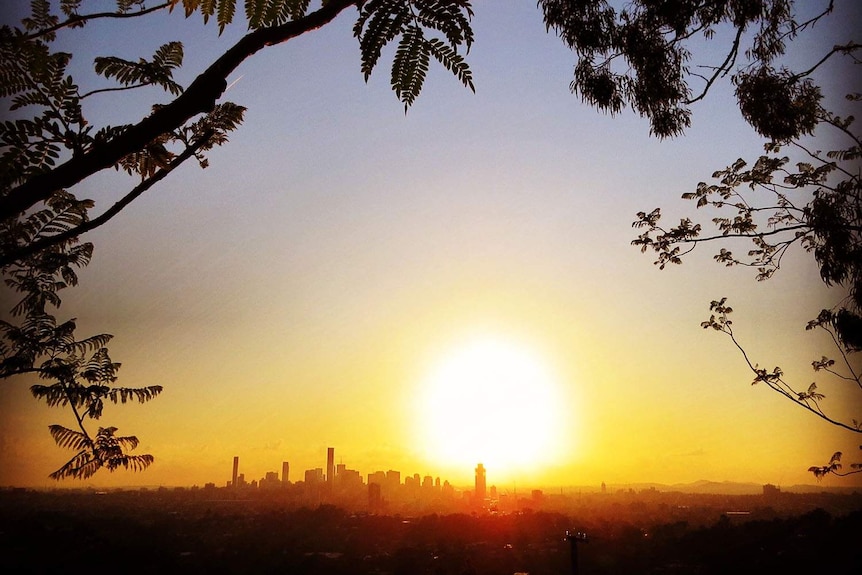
[570, 480, 861, 496]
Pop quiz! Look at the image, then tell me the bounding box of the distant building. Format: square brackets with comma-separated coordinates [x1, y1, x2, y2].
[327, 447, 335, 485]
[475, 463, 486, 502]
[368, 482, 382, 511]
[368, 470, 386, 486]
[442, 480, 454, 499]
[232, 456, 239, 488]
[338, 468, 362, 489]
[601, 481, 607, 494]
[305, 468, 324, 484]
[282, 461, 290, 484]
[385, 470, 401, 494]
[262, 471, 280, 489]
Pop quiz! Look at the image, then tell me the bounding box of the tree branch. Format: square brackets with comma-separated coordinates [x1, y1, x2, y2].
[791, 42, 860, 81]
[719, 315, 862, 434]
[681, 224, 810, 244]
[80, 83, 152, 100]
[0, 132, 212, 268]
[685, 26, 743, 105]
[24, 2, 173, 41]
[0, 366, 43, 379]
[0, 0, 360, 221]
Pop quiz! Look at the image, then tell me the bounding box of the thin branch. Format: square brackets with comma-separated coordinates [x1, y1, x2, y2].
[782, 0, 835, 40]
[24, 2, 173, 41]
[0, 366, 43, 379]
[720, 321, 862, 434]
[816, 113, 862, 150]
[685, 26, 743, 105]
[791, 42, 861, 82]
[683, 224, 810, 244]
[0, 132, 212, 268]
[80, 83, 151, 100]
[815, 324, 862, 388]
[58, 379, 92, 443]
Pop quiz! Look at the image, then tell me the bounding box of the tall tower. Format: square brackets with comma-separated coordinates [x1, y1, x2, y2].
[282, 461, 289, 484]
[326, 447, 335, 485]
[232, 456, 239, 488]
[475, 463, 486, 501]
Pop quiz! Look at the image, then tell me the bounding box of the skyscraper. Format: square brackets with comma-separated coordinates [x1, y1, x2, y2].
[475, 463, 486, 501]
[282, 461, 289, 484]
[326, 447, 335, 485]
[232, 456, 239, 488]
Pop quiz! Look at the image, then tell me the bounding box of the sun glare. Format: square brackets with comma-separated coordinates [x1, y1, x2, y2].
[415, 336, 570, 479]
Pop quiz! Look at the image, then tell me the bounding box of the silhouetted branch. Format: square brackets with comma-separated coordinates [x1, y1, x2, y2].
[686, 27, 743, 105]
[80, 83, 152, 100]
[0, 132, 212, 267]
[24, 2, 173, 41]
[705, 300, 862, 435]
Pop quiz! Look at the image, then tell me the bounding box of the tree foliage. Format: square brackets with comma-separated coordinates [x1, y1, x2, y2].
[632, 16, 861, 478]
[540, 0, 847, 139]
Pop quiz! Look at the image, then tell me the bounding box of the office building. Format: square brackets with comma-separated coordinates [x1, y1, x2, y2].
[475, 463, 486, 501]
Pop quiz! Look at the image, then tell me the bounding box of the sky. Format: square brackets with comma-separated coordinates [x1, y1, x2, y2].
[1, 1, 861, 491]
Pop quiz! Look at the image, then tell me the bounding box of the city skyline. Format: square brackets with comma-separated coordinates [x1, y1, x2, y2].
[224, 447, 480, 494]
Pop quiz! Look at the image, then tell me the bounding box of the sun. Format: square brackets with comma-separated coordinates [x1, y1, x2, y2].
[414, 335, 570, 479]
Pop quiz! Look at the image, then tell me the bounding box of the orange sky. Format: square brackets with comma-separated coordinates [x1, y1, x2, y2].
[1, 2, 860, 491]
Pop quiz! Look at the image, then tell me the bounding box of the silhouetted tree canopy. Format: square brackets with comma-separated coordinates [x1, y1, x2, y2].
[627, 2, 861, 477]
[1, 0, 857, 478]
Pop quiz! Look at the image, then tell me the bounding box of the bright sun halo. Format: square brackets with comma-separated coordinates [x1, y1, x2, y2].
[416, 336, 568, 478]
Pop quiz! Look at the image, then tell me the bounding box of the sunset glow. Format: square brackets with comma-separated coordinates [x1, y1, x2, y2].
[415, 336, 570, 478]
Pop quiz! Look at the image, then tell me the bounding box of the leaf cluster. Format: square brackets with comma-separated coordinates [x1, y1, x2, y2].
[354, 0, 475, 111]
[808, 449, 862, 480]
[47, 425, 155, 480]
[93, 41, 185, 96]
[540, 0, 835, 139]
[0, 190, 160, 480]
[0, 29, 80, 190]
[174, 0, 320, 33]
[632, 92, 861, 350]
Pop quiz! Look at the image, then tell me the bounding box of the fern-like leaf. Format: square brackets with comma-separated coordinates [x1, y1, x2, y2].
[355, 0, 411, 81]
[217, 0, 237, 34]
[49, 449, 101, 480]
[94, 42, 184, 96]
[107, 385, 164, 405]
[391, 25, 429, 111]
[48, 424, 92, 450]
[427, 38, 474, 91]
